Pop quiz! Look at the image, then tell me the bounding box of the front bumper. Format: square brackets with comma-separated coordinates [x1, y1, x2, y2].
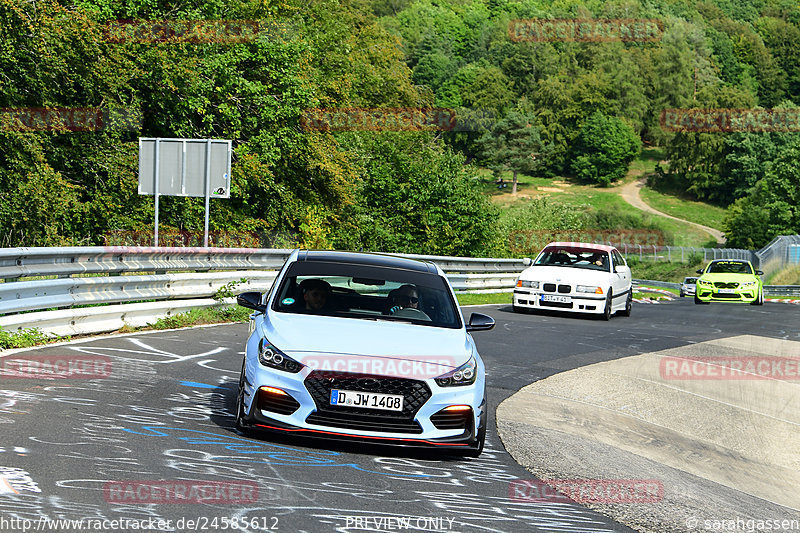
[695, 285, 759, 302]
[240, 358, 486, 452]
[248, 410, 483, 452]
[513, 289, 608, 314]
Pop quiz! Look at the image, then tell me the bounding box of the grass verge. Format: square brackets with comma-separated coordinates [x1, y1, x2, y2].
[456, 292, 511, 306]
[766, 266, 800, 285]
[639, 186, 727, 231]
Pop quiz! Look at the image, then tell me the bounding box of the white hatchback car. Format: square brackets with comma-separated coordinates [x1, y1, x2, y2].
[512, 242, 633, 320]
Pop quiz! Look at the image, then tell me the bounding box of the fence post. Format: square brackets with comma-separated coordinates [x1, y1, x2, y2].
[681, 246, 685, 262]
[667, 246, 671, 262]
[639, 244, 642, 261]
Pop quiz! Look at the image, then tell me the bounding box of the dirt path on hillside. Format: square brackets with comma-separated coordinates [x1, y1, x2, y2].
[620, 177, 726, 244]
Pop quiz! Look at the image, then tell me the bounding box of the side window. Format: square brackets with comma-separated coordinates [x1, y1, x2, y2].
[613, 250, 626, 268]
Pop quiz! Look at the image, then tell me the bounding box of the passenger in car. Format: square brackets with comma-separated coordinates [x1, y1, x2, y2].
[595, 253, 610, 270]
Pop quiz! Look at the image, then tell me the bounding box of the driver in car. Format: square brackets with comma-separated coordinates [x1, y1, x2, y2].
[387, 284, 420, 314]
[299, 278, 333, 313]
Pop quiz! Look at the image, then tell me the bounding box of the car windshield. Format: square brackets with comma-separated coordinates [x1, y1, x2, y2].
[534, 246, 611, 272]
[706, 262, 753, 274]
[272, 261, 462, 329]
[683, 278, 697, 284]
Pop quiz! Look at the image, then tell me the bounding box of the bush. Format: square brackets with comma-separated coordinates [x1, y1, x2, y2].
[0, 327, 56, 349]
[569, 112, 642, 186]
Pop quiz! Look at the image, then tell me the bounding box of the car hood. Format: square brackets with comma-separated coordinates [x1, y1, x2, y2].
[700, 273, 759, 282]
[260, 311, 473, 375]
[700, 274, 759, 284]
[518, 265, 611, 283]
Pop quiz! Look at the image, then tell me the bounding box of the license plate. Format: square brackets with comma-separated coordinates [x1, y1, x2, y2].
[717, 289, 736, 294]
[541, 294, 571, 303]
[330, 390, 403, 411]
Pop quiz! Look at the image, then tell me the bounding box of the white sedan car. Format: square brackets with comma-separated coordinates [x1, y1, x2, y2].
[512, 242, 633, 320]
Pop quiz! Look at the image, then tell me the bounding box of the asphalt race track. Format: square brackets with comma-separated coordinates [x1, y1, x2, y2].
[0, 298, 797, 533]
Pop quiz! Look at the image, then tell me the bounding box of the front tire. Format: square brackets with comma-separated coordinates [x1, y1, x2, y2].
[694, 294, 709, 305]
[235, 360, 251, 435]
[620, 289, 632, 317]
[463, 402, 487, 458]
[750, 288, 764, 306]
[602, 292, 612, 321]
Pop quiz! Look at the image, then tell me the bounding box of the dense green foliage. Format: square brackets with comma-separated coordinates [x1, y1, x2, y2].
[380, 0, 800, 248]
[569, 112, 641, 186]
[2, 0, 799, 253]
[0, 0, 496, 255]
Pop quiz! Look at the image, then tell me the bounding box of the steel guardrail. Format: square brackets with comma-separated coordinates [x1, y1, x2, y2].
[1, 247, 798, 338]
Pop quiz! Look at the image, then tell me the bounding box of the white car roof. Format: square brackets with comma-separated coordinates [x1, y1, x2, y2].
[544, 241, 618, 253]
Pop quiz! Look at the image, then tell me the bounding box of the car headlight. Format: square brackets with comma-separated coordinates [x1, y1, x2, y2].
[259, 339, 304, 373]
[516, 280, 539, 289]
[435, 356, 478, 387]
[576, 285, 603, 294]
[697, 279, 711, 286]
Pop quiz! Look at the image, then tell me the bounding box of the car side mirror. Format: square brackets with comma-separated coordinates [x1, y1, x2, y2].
[696, 269, 704, 274]
[237, 291, 266, 313]
[614, 265, 628, 273]
[466, 312, 495, 332]
[756, 270, 764, 276]
[522, 257, 532, 266]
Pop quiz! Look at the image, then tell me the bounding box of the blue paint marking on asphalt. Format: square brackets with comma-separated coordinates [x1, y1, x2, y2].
[179, 381, 217, 389]
[121, 426, 432, 478]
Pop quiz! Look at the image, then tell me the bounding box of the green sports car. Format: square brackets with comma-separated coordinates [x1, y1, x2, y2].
[694, 259, 764, 305]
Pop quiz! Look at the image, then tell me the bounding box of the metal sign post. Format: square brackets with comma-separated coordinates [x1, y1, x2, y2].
[138, 138, 232, 247]
[153, 138, 160, 246]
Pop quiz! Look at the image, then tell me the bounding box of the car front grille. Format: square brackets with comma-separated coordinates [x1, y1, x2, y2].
[714, 293, 742, 299]
[714, 282, 739, 289]
[542, 283, 572, 293]
[303, 371, 431, 434]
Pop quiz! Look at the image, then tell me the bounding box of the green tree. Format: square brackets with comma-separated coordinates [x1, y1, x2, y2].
[477, 110, 542, 194]
[569, 112, 641, 187]
[344, 133, 500, 256]
[723, 135, 800, 249]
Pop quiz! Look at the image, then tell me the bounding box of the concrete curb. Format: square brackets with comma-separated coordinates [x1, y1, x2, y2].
[496, 334, 800, 532]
